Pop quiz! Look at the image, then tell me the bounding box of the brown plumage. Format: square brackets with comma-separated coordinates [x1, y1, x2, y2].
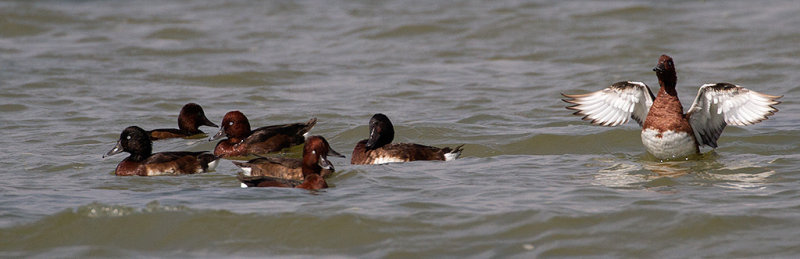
[105, 126, 218, 176]
[232, 142, 344, 180]
[642, 55, 696, 136]
[237, 135, 342, 190]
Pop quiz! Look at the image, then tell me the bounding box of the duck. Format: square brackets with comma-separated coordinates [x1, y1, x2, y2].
[237, 135, 342, 190]
[104, 126, 219, 176]
[232, 145, 343, 180]
[209, 111, 316, 158]
[350, 113, 464, 165]
[148, 103, 218, 140]
[562, 55, 782, 160]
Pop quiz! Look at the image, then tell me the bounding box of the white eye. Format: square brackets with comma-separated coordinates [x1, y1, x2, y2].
[126, 135, 131, 140]
[312, 150, 316, 155]
[228, 121, 233, 126]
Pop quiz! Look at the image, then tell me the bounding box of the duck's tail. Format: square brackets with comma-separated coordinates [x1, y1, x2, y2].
[444, 144, 464, 161]
[230, 161, 252, 176]
[301, 117, 318, 139]
[200, 152, 221, 171]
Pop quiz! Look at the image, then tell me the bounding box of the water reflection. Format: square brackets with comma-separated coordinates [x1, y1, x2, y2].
[591, 152, 776, 190]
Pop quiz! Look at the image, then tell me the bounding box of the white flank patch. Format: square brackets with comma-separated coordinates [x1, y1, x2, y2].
[372, 157, 407, 165]
[240, 183, 248, 188]
[238, 166, 252, 176]
[147, 168, 176, 176]
[641, 128, 697, 160]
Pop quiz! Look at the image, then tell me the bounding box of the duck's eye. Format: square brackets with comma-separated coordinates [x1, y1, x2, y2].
[228, 121, 234, 126]
[126, 135, 131, 140]
[312, 150, 316, 155]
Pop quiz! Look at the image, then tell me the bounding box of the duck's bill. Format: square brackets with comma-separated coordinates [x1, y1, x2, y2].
[202, 116, 218, 128]
[103, 140, 123, 158]
[318, 157, 335, 170]
[209, 127, 225, 141]
[327, 146, 345, 158]
[365, 128, 379, 149]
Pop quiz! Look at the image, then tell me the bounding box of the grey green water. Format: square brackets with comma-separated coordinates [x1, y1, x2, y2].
[1, 0, 799, 257]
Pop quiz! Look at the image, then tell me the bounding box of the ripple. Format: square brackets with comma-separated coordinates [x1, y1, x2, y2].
[145, 28, 205, 40]
[149, 70, 323, 87]
[0, 104, 27, 112]
[1, 0, 799, 257]
[76, 36, 110, 43]
[0, 20, 48, 38]
[365, 24, 459, 39]
[570, 4, 654, 18]
[117, 46, 247, 57]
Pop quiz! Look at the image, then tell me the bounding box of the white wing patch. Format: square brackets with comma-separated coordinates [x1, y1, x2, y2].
[563, 81, 655, 127]
[686, 83, 781, 148]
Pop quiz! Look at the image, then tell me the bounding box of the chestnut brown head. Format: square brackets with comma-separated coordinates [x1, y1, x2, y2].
[209, 111, 251, 142]
[653, 55, 677, 87]
[302, 135, 345, 176]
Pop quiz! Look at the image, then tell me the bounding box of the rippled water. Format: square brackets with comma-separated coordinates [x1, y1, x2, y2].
[1, 0, 799, 257]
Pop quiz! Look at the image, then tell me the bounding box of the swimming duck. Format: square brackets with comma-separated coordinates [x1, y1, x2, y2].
[104, 126, 219, 176]
[209, 111, 316, 158]
[232, 141, 344, 180]
[562, 55, 781, 160]
[351, 113, 464, 165]
[237, 135, 341, 190]
[148, 103, 218, 140]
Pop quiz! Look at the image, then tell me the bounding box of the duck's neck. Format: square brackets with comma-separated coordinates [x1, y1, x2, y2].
[652, 72, 686, 116]
[657, 72, 678, 97]
[297, 174, 327, 190]
[178, 119, 200, 134]
[301, 164, 321, 178]
[128, 152, 150, 162]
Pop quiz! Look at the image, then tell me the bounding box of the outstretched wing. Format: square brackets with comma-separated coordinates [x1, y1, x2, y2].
[562, 81, 655, 127]
[686, 83, 782, 148]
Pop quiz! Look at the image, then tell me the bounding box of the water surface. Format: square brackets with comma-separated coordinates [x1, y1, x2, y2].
[1, 0, 799, 257]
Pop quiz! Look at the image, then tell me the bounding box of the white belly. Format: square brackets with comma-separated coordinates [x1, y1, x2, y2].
[641, 128, 697, 160]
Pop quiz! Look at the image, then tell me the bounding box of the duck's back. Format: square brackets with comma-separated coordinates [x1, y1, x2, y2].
[233, 157, 303, 179]
[237, 173, 302, 188]
[352, 140, 460, 164]
[242, 119, 316, 153]
[149, 129, 196, 140]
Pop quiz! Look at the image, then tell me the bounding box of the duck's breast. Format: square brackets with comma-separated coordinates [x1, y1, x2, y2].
[641, 128, 698, 159]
